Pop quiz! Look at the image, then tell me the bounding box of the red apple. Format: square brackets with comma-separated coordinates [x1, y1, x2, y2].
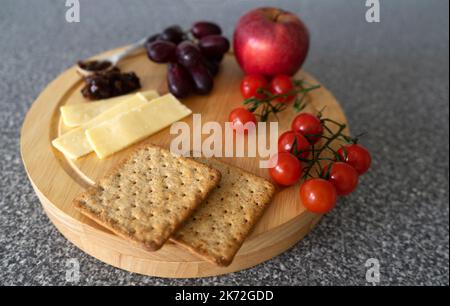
[233, 7, 310, 77]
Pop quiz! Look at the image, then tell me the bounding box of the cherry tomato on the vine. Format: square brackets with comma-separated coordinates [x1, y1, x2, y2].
[337, 144, 372, 175]
[291, 113, 323, 144]
[240, 75, 269, 99]
[278, 131, 311, 159]
[323, 162, 359, 196]
[229, 107, 257, 133]
[270, 75, 295, 103]
[269, 152, 302, 186]
[300, 178, 337, 214]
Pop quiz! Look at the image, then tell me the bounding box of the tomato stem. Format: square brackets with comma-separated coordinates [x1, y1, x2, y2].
[243, 79, 321, 122]
[301, 119, 348, 180]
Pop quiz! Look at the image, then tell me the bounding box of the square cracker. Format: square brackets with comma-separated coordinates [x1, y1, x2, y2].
[171, 157, 276, 266]
[73, 144, 221, 251]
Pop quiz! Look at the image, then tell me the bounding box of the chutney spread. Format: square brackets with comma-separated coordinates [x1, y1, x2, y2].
[81, 68, 141, 100]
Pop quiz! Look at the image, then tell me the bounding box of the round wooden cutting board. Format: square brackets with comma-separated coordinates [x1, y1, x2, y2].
[20, 47, 348, 278]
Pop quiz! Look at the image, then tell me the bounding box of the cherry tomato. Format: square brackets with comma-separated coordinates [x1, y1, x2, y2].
[300, 178, 337, 214]
[337, 144, 372, 175]
[270, 75, 295, 103]
[269, 152, 302, 186]
[229, 107, 257, 133]
[278, 131, 310, 159]
[323, 162, 359, 196]
[240, 75, 269, 99]
[291, 113, 323, 144]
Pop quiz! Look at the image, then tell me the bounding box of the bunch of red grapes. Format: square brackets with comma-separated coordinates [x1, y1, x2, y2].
[145, 22, 230, 98]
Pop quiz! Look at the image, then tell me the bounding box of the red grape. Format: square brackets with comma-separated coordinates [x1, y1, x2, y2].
[191, 21, 222, 39]
[176, 41, 202, 68]
[146, 41, 176, 63]
[167, 63, 193, 98]
[188, 63, 213, 94]
[199, 35, 230, 61]
[160, 25, 185, 44]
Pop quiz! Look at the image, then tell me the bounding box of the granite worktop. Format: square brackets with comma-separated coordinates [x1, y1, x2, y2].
[0, 0, 448, 285]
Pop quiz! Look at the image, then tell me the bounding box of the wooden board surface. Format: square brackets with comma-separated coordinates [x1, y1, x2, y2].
[20, 47, 348, 278]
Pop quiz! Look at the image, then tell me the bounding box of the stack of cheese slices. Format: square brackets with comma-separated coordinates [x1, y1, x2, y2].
[52, 90, 192, 159]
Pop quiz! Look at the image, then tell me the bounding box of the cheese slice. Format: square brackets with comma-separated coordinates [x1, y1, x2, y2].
[86, 94, 192, 159]
[61, 90, 159, 127]
[52, 93, 153, 159]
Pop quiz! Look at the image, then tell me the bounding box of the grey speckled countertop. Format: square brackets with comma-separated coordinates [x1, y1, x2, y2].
[0, 0, 448, 286]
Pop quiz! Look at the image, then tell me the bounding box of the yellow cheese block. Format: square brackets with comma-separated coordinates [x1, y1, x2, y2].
[52, 93, 154, 159]
[86, 94, 192, 159]
[60, 90, 159, 127]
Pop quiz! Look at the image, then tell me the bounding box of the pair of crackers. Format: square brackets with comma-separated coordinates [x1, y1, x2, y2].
[74, 144, 275, 266]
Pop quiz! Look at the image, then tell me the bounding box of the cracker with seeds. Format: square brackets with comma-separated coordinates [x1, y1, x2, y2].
[171, 157, 276, 266]
[73, 144, 221, 251]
